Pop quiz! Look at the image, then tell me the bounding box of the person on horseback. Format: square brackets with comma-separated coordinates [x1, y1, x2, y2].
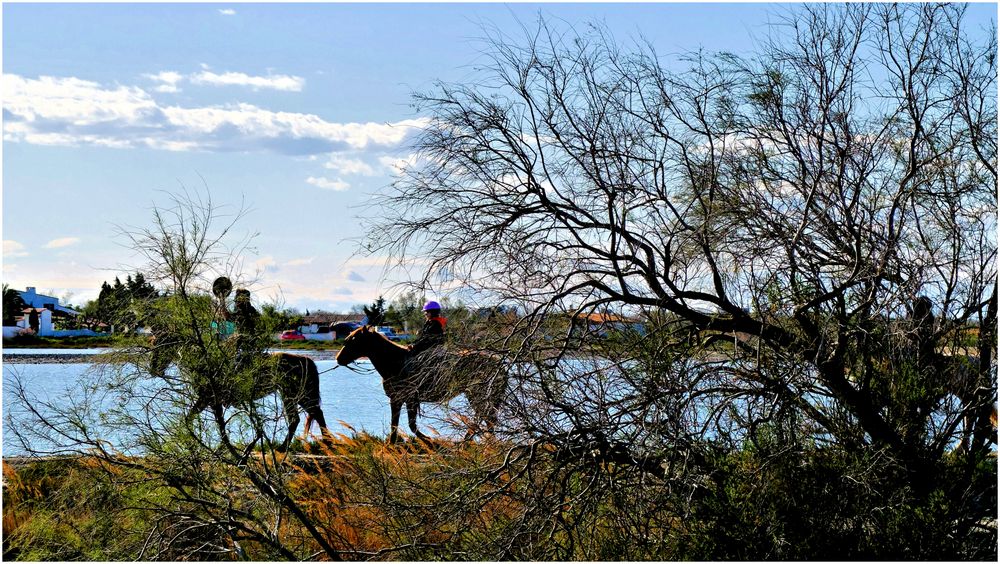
[409, 300, 447, 355]
[232, 288, 263, 371]
[210, 276, 235, 338]
[405, 300, 448, 375]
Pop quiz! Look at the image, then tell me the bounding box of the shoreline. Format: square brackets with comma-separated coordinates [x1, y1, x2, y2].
[3, 348, 343, 364]
[3, 353, 97, 364]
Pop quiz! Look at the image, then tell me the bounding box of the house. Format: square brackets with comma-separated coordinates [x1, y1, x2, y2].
[298, 313, 366, 340]
[18, 286, 80, 317]
[3, 286, 103, 338]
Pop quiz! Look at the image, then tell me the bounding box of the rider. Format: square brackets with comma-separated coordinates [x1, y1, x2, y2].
[210, 276, 235, 338]
[408, 300, 447, 356]
[232, 288, 262, 370]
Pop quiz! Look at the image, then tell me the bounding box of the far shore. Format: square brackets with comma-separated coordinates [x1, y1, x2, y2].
[3, 347, 344, 364]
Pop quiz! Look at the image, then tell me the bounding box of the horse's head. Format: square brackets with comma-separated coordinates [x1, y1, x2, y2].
[337, 325, 408, 366]
[336, 325, 375, 365]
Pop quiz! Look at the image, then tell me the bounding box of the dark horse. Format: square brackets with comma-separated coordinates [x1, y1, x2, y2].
[336, 325, 506, 443]
[149, 341, 328, 451]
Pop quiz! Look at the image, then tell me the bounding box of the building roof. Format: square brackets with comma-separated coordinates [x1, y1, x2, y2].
[17, 287, 79, 316]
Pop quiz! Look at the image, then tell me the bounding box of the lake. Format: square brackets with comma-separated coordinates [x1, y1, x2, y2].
[2, 349, 462, 456]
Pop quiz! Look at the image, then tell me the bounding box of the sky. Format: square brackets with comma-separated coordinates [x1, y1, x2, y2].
[3, 2, 997, 313]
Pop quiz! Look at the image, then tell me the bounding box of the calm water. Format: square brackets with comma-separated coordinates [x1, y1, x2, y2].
[2, 351, 462, 456]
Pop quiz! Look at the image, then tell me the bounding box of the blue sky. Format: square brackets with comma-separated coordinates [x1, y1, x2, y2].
[3, 3, 996, 312]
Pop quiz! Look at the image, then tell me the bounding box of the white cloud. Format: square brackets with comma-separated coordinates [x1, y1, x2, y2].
[3, 73, 429, 157]
[144, 69, 303, 92]
[43, 237, 81, 249]
[285, 257, 315, 267]
[346, 270, 366, 282]
[190, 70, 305, 92]
[219, 9, 237, 16]
[306, 176, 350, 191]
[3, 74, 158, 126]
[3, 240, 28, 258]
[145, 71, 184, 93]
[325, 154, 375, 176]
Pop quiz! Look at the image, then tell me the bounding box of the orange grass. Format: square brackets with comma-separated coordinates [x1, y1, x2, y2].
[285, 434, 530, 559]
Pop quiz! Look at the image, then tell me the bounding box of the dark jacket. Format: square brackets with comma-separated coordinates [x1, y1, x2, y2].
[410, 316, 446, 355]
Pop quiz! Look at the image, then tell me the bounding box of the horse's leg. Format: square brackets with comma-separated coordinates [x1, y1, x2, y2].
[280, 393, 300, 452]
[302, 414, 313, 440]
[407, 400, 430, 444]
[302, 403, 328, 442]
[300, 357, 328, 441]
[388, 398, 403, 444]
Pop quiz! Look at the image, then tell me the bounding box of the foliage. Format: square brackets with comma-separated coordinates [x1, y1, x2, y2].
[2, 284, 28, 326]
[383, 291, 423, 332]
[2, 457, 158, 561]
[78, 273, 159, 333]
[6, 437, 994, 561]
[260, 303, 305, 332]
[364, 296, 388, 327]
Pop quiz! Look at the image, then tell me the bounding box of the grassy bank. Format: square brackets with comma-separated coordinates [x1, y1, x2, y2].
[269, 338, 343, 351]
[4, 434, 995, 560]
[1, 436, 526, 560]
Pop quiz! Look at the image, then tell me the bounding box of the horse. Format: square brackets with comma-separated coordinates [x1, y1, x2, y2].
[148, 336, 328, 451]
[335, 325, 506, 444]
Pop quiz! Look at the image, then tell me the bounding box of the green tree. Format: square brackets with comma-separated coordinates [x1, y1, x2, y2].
[2, 284, 27, 326]
[363, 295, 387, 326]
[88, 273, 160, 333]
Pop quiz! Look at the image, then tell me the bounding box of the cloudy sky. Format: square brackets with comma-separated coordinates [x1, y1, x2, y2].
[4, 3, 995, 312]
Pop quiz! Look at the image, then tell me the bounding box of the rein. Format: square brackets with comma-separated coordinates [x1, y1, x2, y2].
[317, 364, 340, 376]
[342, 363, 377, 375]
[317, 360, 377, 376]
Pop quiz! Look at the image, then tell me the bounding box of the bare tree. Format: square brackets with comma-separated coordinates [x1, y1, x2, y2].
[367, 4, 996, 558]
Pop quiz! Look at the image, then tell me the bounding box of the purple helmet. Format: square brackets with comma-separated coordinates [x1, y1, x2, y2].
[423, 300, 442, 311]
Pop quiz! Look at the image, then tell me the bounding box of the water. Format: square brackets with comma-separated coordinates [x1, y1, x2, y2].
[2, 352, 461, 456]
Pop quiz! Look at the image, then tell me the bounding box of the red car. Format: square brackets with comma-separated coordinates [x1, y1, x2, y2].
[280, 330, 306, 341]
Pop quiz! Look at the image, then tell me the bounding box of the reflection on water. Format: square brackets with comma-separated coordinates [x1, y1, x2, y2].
[2, 356, 461, 456]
